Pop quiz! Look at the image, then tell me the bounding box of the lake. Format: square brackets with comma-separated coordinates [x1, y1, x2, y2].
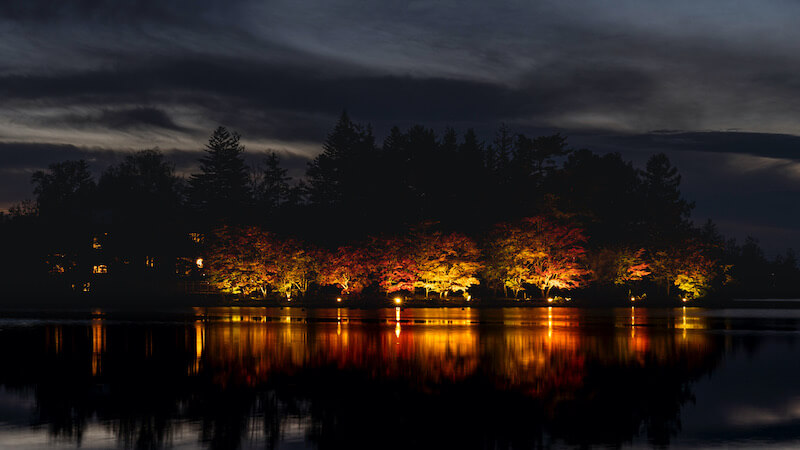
[0, 306, 799, 449]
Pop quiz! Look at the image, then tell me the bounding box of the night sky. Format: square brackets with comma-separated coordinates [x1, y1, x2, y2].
[2, 1, 799, 253]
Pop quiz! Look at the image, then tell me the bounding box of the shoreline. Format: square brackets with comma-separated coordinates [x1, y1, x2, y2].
[1, 294, 799, 312]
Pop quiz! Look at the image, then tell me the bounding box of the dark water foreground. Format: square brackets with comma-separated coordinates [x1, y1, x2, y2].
[1, 307, 799, 449]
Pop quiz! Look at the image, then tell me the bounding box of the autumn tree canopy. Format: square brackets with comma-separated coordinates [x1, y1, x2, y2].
[317, 244, 375, 295]
[412, 229, 481, 298]
[272, 238, 318, 299]
[587, 247, 651, 297]
[374, 236, 418, 295]
[206, 226, 317, 299]
[206, 226, 276, 296]
[649, 240, 724, 299]
[488, 217, 590, 300]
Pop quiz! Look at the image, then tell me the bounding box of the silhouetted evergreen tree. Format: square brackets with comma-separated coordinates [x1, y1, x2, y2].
[642, 153, 694, 246]
[550, 150, 645, 245]
[189, 127, 251, 222]
[305, 111, 379, 241]
[492, 123, 513, 175]
[531, 133, 570, 178]
[251, 151, 291, 219]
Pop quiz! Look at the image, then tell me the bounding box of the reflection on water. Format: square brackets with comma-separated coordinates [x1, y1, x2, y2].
[1, 307, 800, 449]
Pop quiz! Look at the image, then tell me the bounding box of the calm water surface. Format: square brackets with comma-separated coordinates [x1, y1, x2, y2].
[1, 306, 799, 449]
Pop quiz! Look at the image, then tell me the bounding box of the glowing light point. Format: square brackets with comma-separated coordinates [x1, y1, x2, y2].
[682, 297, 688, 303]
[630, 296, 635, 302]
[394, 297, 402, 305]
[196, 258, 203, 269]
[547, 297, 554, 303]
[336, 297, 342, 302]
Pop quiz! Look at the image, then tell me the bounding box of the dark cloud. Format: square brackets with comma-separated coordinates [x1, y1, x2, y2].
[0, 58, 526, 122]
[0, 0, 245, 26]
[592, 131, 800, 161]
[2, 0, 800, 253]
[50, 107, 189, 132]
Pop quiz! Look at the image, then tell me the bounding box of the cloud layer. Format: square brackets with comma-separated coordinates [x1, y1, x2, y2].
[2, 0, 800, 251]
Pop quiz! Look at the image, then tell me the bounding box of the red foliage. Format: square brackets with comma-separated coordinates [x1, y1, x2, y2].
[374, 236, 418, 294]
[317, 244, 375, 295]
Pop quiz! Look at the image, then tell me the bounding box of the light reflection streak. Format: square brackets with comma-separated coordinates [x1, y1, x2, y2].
[191, 321, 205, 374]
[46, 325, 63, 355]
[91, 318, 105, 376]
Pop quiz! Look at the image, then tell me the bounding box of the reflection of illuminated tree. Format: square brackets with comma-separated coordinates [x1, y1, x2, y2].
[0, 312, 728, 450]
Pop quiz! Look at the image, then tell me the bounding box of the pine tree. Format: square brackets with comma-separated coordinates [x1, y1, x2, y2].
[493, 123, 513, 174]
[306, 111, 373, 209]
[642, 153, 694, 245]
[189, 127, 251, 220]
[252, 151, 291, 215]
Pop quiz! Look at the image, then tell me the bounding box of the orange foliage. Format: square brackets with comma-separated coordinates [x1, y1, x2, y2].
[489, 216, 590, 300]
[317, 245, 374, 295]
[412, 230, 482, 298]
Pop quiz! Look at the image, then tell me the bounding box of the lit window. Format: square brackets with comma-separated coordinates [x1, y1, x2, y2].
[92, 265, 108, 274]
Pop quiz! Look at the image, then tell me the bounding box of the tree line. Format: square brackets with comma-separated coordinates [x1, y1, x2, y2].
[0, 112, 797, 301]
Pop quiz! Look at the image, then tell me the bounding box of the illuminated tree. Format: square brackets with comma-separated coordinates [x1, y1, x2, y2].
[205, 226, 277, 297]
[484, 223, 528, 298]
[206, 227, 317, 299]
[651, 243, 718, 299]
[317, 245, 374, 295]
[615, 249, 651, 285]
[413, 230, 481, 298]
[272, 239, 318, 300]
[375, 237, 418, 294]
[588, 247, 651, 296]
[489, 217, 589, 300]
[674, 253, 716, 299]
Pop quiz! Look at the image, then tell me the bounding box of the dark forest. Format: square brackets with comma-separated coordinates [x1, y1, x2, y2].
[1, 113, 796, 304]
